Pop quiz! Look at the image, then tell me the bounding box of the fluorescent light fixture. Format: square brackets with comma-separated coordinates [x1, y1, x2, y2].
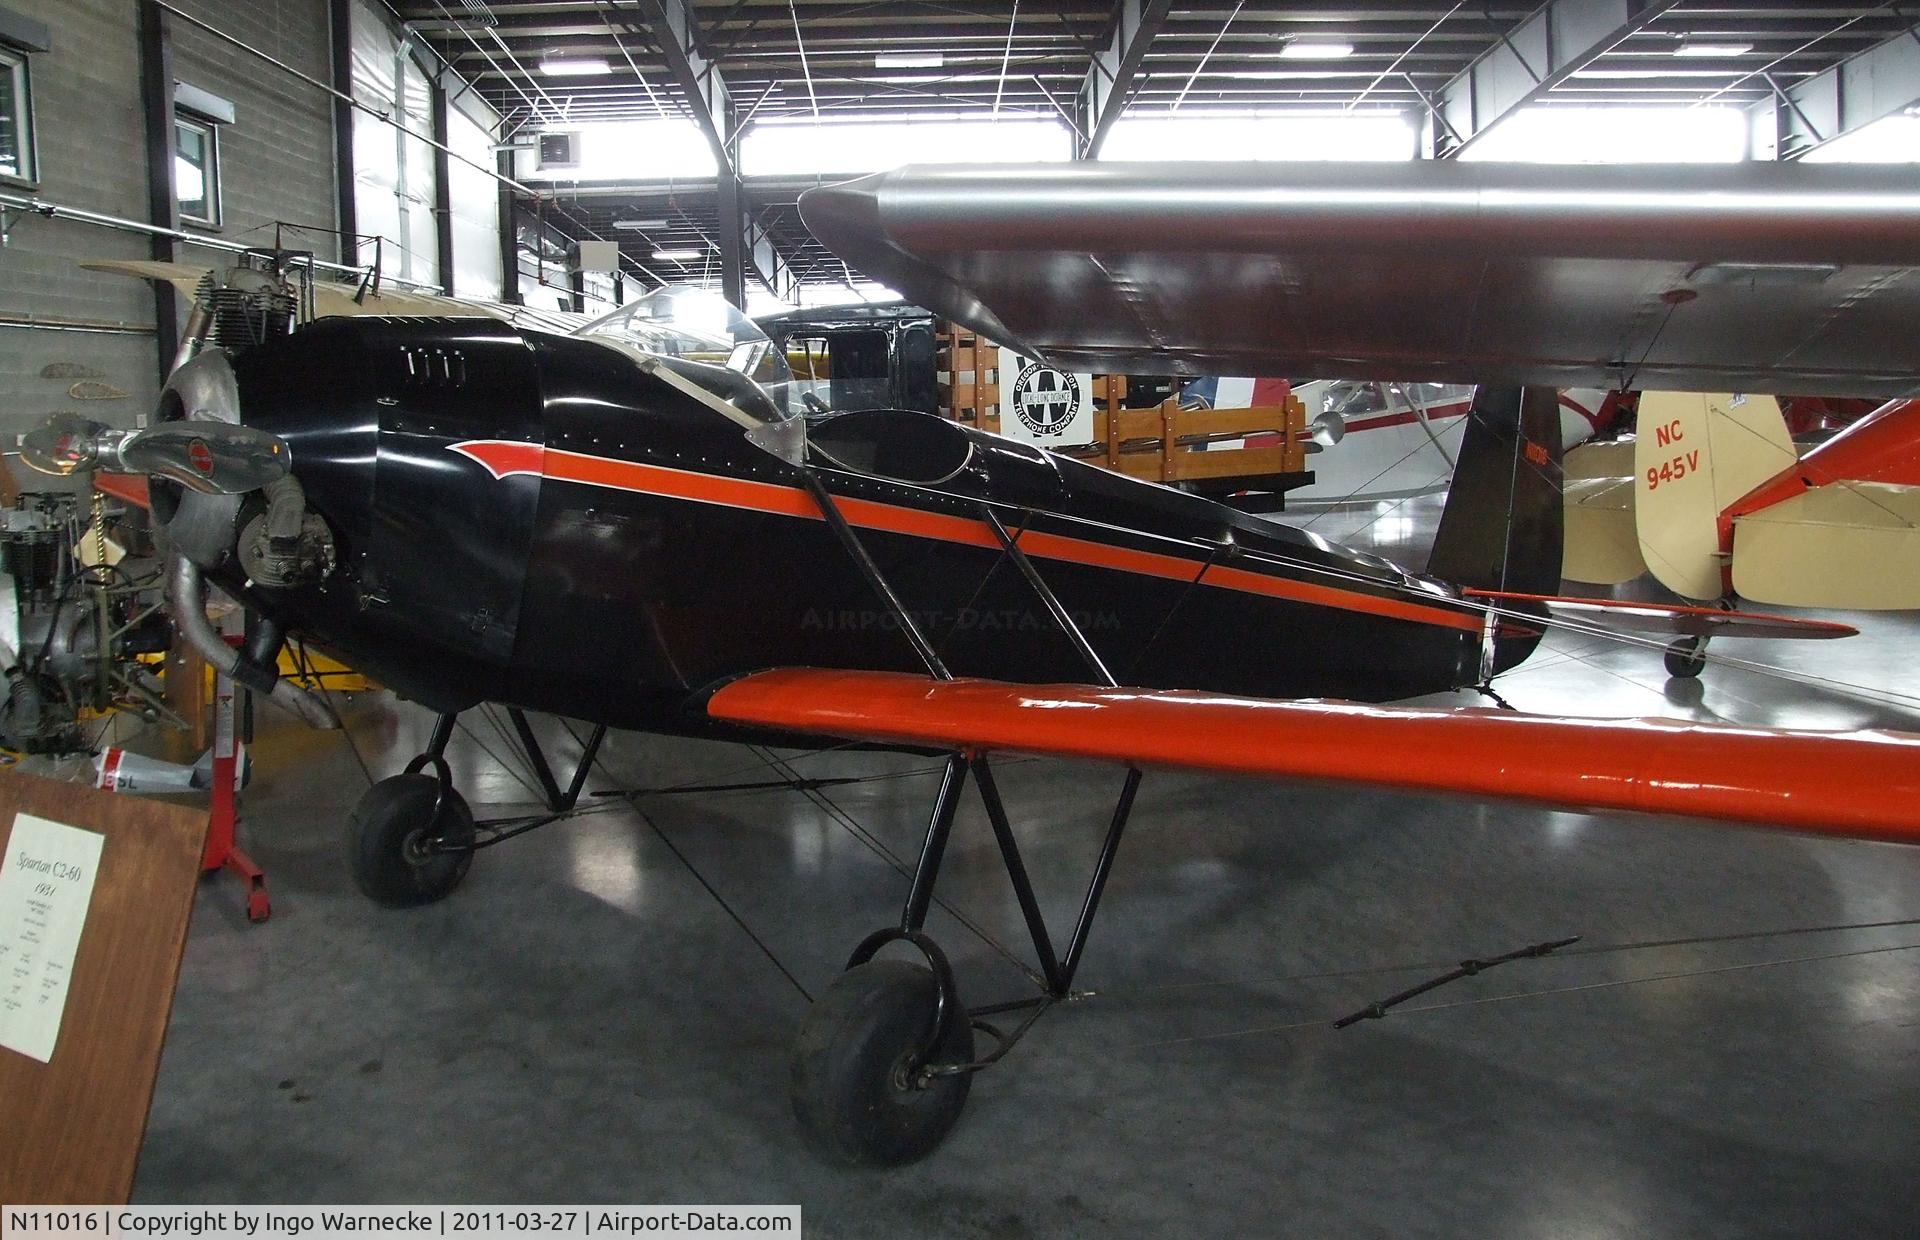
[876, 53, 943, 68]
[652, 248, 703, 261]
[612, 219, 669, 231]
[1674, 41, 1752, 57]
[1279, 41, 1354, 60]
[539, 57, 612, 75]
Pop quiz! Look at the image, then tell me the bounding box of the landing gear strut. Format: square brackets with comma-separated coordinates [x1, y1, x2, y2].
[345, 708, 607, 907]
[790, 483, 1140, 1165]
[790, 753, 1143, 1166]
[1665, 634, 1708, 679]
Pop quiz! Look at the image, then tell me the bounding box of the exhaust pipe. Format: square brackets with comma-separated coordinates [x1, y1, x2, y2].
[167, 553, 336, 730]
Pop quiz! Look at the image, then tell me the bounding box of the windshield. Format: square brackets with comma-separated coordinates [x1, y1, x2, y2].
[1321, 380, 1475, 417]
[580, 285, 794, 403]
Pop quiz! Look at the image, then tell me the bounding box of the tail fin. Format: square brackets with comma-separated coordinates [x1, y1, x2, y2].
[1429, 385, 1565, 597]
[1632, 392, 1795, 601]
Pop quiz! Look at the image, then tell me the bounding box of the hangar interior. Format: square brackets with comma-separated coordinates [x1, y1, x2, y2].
[1, 1, 1919, 1233]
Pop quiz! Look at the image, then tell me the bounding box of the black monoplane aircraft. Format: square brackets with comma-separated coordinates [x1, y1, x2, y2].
[26, 160, 1920, 1167]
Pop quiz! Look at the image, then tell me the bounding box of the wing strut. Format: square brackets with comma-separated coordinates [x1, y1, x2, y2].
[834, 748, 1145, 1078]
[978, 503, 1117, 687]
[800, 468, 951, 679]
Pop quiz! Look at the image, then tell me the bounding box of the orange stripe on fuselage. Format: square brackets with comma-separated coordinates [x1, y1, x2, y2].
[449, 440, 1482, 634]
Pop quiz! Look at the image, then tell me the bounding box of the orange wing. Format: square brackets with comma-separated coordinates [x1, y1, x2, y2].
[707, 669, 1920, 846]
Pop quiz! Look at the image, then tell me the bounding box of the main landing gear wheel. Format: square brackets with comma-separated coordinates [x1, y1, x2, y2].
[791, 959, 975, 1167]
[347, 772, 475, 907]
[1664, 635, 1707, 679]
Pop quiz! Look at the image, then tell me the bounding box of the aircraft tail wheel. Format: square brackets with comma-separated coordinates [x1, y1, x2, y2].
[1664, 635, 1708, 679]
[347, 772, 475, 907]
[790, 959, 975, 1166]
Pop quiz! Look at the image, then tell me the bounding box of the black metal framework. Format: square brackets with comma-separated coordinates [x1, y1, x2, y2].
[802, 469, 951, 680]
[979, 503, 1115, 687]
[505, 707, 605, 814]
[415, 707, 610, 853]
[812, 477, 1147, 1082]
[851, 749, 1145, 1085]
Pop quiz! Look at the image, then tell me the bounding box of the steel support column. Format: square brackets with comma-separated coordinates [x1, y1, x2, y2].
[746, 208, 793, 302]
[717, 160, 747, 309]
[496, 149, 520, 304]
[1433, 0, 1680, 158]
[633, 0, 792, 305]
[429, 77, 456, 295]
[1755, 27, 1920, 160]
[635, 0, 751, 305]
[327, 0, 357, 265]
[136, 0, 179, 375]
[1075, 0, 1173, 160]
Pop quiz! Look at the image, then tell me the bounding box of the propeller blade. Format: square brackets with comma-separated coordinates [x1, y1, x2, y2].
[20, 412, 113, 477]
[18, 413, 290, 495]
[119, 421, 291, 494]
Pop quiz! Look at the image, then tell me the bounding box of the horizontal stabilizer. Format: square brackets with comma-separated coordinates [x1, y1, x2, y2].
[1564, 438, 1635, 481]
[706, 668, 1917, 844]
[1563, 476, 1646, 585]
[1460, 590, 1855, 640]
[1731, 482, 1920, 610]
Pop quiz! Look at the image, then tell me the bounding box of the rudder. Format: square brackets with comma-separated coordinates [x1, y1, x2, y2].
[1633, 391, 1795, 601]
[1429, 385, 1565, 597]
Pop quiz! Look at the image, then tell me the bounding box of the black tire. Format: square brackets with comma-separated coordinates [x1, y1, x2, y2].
[791, 959, 975, 1167]
[1664, 636, 1707, 679]
[347, 773, 475, 907]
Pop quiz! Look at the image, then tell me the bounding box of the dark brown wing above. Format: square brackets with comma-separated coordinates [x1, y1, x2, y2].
[799, 161, 1920, 399]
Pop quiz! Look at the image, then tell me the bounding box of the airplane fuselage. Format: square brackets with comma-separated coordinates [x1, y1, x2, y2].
[210, 317, 1515, 738]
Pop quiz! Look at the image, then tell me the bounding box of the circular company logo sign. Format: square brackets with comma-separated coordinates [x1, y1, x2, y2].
[1010, 361, 1081, 437]
[187, 439, 215, 475]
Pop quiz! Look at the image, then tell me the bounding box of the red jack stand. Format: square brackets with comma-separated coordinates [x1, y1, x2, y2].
[202, 661, 270, 923]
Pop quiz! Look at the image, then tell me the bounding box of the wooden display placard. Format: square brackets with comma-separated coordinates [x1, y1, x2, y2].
[0, 769, 207, 1204]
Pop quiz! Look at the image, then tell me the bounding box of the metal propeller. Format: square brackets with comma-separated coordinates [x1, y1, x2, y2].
[21, 412, 290, 495]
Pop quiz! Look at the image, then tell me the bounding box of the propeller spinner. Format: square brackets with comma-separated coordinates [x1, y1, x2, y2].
[22, 411, 290, 495]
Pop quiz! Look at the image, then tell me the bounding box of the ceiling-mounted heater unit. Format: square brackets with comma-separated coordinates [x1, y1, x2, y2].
[537, 132, 581, 171]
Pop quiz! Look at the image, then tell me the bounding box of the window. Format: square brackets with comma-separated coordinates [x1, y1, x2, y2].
[790, 329, 895, 413]
[174, 113, 220, 227]
[0, 44, 34, 184]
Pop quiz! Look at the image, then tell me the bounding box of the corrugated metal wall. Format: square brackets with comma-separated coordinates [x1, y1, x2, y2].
[348, 0, 437, 288]
[447, 95, 502, 299]
[0, 0, 507, 436]
[0, 0, 338, 434]
[0, 0, 158, 436]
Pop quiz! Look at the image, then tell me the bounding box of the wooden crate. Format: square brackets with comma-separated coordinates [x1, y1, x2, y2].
[936, 322, 1000, 432]
[936, 321, 1308, 493]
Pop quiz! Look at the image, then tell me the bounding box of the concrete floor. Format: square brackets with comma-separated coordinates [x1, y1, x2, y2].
[127, 495, 1920, 1237]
